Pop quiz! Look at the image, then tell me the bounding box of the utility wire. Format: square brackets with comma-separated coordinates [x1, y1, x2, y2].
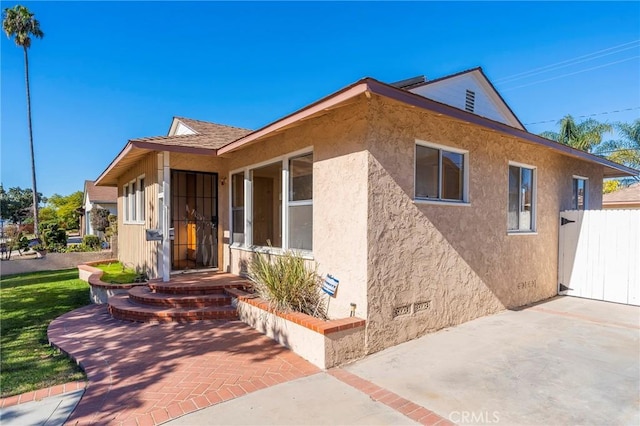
[501, 55, 640, 91]
[496, 44, 639, 85]
[524, 107, 640, 125]
[494, 39, 640, 83]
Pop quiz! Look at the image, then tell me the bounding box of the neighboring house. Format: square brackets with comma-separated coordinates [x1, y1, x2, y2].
[95, 67, 637, 355]
[81, 180, 117, 237]
[602, 183, 640, 209]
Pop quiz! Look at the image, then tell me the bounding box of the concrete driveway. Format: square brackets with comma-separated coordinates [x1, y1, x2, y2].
[345, 296, 639, 425]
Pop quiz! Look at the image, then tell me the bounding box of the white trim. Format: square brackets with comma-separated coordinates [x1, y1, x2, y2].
[416, 139, 468, 154]
[507, 231, 538, 236]
[162, 151, 171, 282]
[414, 139, 469, 203]
[572, 174, 589, 180]
[230, 244, 314, 261]
[508, 160, 536, 170]
[414, 199, 471, 207]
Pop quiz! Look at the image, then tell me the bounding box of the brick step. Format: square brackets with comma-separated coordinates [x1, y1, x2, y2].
[108, 294, 238, 323]
[128, 286, 232, 308]
[148, 276, 252, 295]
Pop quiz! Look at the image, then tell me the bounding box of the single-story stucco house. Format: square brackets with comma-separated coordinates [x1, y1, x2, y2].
[95, 67, 637, 354]
[79, 180, 117, 237]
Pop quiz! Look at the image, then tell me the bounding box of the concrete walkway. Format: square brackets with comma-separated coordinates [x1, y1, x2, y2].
[38, 296, 637, 425]
[0, 389, 84, 426]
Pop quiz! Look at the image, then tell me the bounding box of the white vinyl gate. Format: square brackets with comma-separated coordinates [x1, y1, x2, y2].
[558, 209, 640, 306]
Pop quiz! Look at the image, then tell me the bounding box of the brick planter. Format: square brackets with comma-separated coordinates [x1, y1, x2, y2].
[226, 288, 366, 369]
[77, 260, 146, 304]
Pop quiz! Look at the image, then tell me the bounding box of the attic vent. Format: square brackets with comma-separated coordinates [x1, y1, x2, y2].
[465, 90, 475, 112]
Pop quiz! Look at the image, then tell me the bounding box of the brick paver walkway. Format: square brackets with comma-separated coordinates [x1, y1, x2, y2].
[48, 305, 319, 425]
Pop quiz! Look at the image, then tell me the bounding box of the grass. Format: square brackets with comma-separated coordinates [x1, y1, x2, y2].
[96, 261, 139, 284]
[0, 269, 89, 397]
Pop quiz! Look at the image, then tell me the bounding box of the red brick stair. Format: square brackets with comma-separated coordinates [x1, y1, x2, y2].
[107, 272, 252, 323]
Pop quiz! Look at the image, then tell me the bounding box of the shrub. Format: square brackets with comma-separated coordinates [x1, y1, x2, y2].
[39, 222, 67, 248]
[249, 251, 327, 319]
[82, 235, 101, 250]
[90, 208, 110, 235]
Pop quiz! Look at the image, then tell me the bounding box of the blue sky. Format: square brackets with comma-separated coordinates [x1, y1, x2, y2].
[1, 1, 639, 197]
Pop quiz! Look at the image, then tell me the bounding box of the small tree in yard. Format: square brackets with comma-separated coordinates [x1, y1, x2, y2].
[90, 208, 110, 238]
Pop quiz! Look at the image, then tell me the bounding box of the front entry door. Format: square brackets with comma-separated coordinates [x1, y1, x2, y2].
[171, 170, 218, 270]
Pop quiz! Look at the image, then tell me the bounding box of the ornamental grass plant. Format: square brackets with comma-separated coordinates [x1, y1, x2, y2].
[249, 250, 327, 319]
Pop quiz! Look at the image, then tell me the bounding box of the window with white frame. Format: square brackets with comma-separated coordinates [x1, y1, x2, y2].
[123, 175, 145, 223]
[508, 163, 536, 232]
[231, 172, 245, 244]
[415, 141, 468, 202]
[231, 149, 313, 252]
[123, 183, 129, 222]
[288, 153, 313, 251]
[138, 176, 145, 221]
[572, 177, 587, 210]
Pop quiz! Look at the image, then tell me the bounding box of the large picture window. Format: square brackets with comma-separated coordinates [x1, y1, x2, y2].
[252, 162, 283, 248]
[230, 149, 313, 252]
[508, 163, 536, 232]
[415, 142, 467, 202]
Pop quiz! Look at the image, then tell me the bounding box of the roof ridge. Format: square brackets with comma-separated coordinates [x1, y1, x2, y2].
[174, 116, 252, 132]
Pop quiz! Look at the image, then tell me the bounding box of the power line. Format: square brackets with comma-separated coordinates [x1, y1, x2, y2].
[501, 55, 640, 91]
[524, 107, 640, 125]
[494, 39, 640, 83]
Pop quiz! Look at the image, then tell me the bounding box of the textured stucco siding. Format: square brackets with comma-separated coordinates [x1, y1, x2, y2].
[226, 100, 370, 320]
[117, 152, 160, 278]
[363, 96, 604, 353]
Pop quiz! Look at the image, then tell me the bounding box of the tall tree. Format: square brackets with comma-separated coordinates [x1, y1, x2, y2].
[595, 119, 640, 170]
[540, 115, 612, 153]
[0, 185, 45, 225]
[3, 5, 44, 237]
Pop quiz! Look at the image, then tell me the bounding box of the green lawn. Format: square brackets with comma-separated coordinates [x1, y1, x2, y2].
[96, 261, 138, 284]
[0, 269, 89, 397]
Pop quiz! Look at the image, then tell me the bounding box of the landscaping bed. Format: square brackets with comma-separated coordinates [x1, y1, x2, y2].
[77, 260, 147, 304]
[227, 287, 366, 369]
[0, 269, 88, 397]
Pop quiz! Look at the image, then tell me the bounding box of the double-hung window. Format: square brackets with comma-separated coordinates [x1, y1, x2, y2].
[288, 153, 313, 250]
[572, 177, 587, 210]
[123, 184, 129, 222]
[508, 163, 536, 232]
[415, 141, 468, 203]
[231, 172, 245, 244]
[123, 175, 145, 223]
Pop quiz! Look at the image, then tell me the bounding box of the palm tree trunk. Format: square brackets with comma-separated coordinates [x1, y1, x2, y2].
[24, 46, 39, 238]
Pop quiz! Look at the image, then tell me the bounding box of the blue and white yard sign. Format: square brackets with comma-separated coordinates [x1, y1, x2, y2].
[322, 274, 339, 297]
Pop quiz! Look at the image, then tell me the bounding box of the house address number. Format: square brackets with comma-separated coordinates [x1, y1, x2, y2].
[516, 279, 537, 290]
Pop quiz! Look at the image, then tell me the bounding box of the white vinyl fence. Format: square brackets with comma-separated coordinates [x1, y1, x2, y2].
[558, 209, 639, 306]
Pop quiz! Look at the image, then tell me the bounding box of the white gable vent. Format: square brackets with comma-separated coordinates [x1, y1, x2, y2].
[465, 89, 475, 112]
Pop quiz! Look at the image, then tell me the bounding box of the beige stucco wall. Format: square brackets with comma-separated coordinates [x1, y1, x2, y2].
[227, 100, 371, 320]
[363, 95, 604, 353]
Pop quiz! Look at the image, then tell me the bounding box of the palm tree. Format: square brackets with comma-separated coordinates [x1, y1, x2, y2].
[3, 5, 44, 237]
[595, 119, 640, 170]
[540, 115, 612, 153]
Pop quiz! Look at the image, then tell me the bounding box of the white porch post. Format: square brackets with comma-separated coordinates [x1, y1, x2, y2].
[162, 151, 171, 282]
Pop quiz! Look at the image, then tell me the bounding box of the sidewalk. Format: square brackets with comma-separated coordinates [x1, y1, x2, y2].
[0, 382, 85, 426]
